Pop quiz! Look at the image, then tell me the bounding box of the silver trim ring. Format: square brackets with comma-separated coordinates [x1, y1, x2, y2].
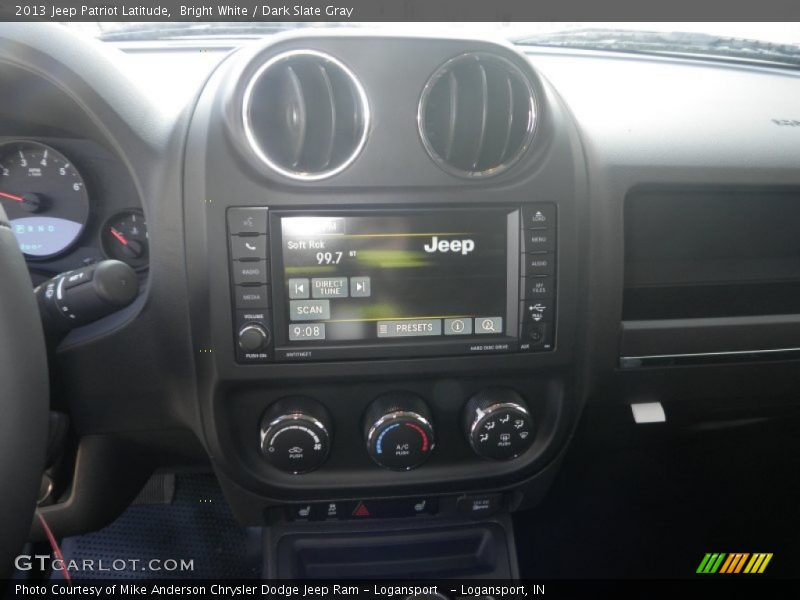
[237, 323, 268, 350]
[259, 412, 329, 457]
[468, 402, 531, 456]
[241, 49, 370, 182]
[417, 52, 537, 179]
[366, 410, 435, 470]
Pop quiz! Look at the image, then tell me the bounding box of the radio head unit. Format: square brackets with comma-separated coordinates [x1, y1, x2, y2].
[227, 205, 556, 362]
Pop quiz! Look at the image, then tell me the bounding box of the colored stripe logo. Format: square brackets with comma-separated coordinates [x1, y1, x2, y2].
[697, 552, 773, 574]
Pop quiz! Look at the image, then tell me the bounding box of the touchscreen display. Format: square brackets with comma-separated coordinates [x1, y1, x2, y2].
[276, 209, 514, 345]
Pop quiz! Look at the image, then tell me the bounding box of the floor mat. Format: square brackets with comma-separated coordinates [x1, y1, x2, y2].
[56, 473, 260, 580]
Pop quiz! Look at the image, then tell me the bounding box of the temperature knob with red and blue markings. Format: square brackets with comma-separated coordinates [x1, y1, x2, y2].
[364, 392, 435, 470]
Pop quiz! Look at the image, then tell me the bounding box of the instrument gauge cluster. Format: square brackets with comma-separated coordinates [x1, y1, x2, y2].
[0, 138, 147, 276]
[0, 140, 89, 258]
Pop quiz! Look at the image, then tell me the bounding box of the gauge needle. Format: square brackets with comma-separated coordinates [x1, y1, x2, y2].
[110, 227, 129, 246]
[0, 190, 24, 203]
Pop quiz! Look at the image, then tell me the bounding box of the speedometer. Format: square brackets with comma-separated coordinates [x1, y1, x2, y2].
[0, 141, 90, 258]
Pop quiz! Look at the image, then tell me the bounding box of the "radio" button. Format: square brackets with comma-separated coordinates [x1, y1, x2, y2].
[232, 261, 268, 285]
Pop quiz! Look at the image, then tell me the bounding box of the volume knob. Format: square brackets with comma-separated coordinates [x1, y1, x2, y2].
[238, 322, 270, 352]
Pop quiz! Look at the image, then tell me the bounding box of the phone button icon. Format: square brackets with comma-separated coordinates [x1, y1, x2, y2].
[230, 234, 268, 261]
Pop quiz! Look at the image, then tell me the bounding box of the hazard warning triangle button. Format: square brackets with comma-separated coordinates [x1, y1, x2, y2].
[352, 501, 371, 517]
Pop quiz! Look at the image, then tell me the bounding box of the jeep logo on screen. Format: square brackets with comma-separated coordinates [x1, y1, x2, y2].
[423, 236, 475, 255]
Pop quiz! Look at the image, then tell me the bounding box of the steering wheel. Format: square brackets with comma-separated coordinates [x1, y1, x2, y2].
[0, 205, 48, 577]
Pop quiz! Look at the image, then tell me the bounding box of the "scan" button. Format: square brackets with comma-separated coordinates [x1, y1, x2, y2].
[290, 300, 330, 321]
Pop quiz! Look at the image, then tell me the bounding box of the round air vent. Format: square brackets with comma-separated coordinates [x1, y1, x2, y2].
[242, 50, 369, 181]
[418, 53, 537, 178]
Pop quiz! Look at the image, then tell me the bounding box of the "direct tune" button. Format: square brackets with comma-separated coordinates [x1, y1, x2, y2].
[311, 277, 349, 299]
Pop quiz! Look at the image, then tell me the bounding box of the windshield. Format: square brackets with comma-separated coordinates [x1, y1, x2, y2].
[65, 22, 800, 68]
[66, 22, 799, 44]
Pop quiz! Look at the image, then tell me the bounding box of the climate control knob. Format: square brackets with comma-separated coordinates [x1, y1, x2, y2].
[364, 392, 435, 470]
[260, 397, 331, 474]
[464, 388, 534, 460]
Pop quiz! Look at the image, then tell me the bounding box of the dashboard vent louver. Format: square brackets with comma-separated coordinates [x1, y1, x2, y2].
[242, 50, 369, 181]
[418, 53, 536, 178]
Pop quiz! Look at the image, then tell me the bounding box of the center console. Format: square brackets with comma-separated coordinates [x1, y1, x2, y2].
[182, 32, 587, 548]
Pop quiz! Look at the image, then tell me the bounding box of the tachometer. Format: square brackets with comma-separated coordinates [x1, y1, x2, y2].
[0, 141, 90, 258]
